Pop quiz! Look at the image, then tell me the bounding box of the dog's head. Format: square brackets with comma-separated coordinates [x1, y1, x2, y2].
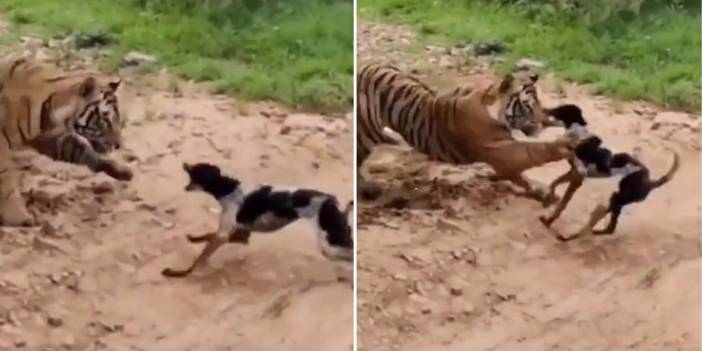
[546, 104, 587, 129]
[182, 162, 224, 192]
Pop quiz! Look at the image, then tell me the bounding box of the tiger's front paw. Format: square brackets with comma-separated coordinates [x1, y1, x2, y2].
[102, 161, 133, 181]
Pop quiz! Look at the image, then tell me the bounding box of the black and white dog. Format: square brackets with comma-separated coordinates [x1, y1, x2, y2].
[162, 163, 354, 282]
[539, 104, 679, 240]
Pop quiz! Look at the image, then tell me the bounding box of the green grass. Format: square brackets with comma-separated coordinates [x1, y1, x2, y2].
[0, 0, 353, 111]
[360, 0, 701, 111]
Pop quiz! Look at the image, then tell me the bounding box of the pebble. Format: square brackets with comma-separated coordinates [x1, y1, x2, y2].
[392, 273, 407, 281]
[124, 51, 157, 65]
[437, 218, 462, 233]
[47, 315, 63, 328]
[92, 181, 114, 195]
[32, 236, 68, 253]
[516, 58, 546, 70]
[14, 340, 26, 348]
[462, 303, 475, 315]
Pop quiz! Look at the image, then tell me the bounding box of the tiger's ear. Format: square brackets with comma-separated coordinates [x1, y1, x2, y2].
[498, 73, 514, 93]
[481, 82, 500, 105]
[107, 80, 122, 92]
[79, 77, 97, 97]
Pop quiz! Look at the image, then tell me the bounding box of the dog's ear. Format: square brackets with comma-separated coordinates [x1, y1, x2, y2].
[343, 200, 353, 217]
[107, 79, 122, 92]
[529, 73, 539, 83]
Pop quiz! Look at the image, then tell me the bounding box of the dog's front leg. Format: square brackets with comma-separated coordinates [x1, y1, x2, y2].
[161, 235, 227, 277]
[539, 172, 584, 227]
[162, 215, 235, 278]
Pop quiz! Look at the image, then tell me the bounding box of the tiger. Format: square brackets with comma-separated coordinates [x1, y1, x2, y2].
[0, 57, 132, 226]
[356, 63, 576, 202]
[440, 71, 552, 136]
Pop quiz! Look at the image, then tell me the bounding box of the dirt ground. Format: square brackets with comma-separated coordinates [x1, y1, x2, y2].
[0, 32, 353, 350]
[357, 22, 701, 351]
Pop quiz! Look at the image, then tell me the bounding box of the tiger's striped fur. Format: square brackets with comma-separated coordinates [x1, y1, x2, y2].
[357, 63, 575, 201]
[0, 57, 131, 226]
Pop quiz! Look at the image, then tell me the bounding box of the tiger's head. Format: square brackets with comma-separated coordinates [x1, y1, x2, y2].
[491, 72, 546, 136]
[63, 77, 123, 153]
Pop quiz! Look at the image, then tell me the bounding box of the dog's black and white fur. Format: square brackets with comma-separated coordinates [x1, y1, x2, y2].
[539, 104, 679, 240]
[162, 163, 354, 282]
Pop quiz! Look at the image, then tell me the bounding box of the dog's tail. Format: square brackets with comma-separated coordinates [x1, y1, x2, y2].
[648, 150, 680, 190]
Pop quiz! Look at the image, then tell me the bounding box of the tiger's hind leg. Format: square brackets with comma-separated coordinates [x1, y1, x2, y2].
[0, 142, 34, 226]
[30, 130, 132, 181]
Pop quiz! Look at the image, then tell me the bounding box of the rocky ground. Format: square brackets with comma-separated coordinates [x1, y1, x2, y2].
[357, 21, 701, 351]
[0, 26, 353, 350]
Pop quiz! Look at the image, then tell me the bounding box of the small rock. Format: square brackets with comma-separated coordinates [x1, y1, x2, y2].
[462, 303, 475, 315]
[421, 306, 432, 314]
[14, 339, 26, 348]
[280, 126, 292, 135]
[47, 315, 63, 328]
[437, 218, 462, 233]
[516, 58, 546, 70]
[49, 272, 63, 285]
[92, 181, 114, 195]
[103, 322, 124, 333]
[392, 273, 407, 281]
[650, 122, 661, 130]
[74, 32, 112, 49]
[124, 51, 157, 66]
[474, 42, 505, 56]
[33, 237, 68, 253]
[40, 222, 58, 237]
[438, 56, 453, 69]
[450, 287, 463, 296]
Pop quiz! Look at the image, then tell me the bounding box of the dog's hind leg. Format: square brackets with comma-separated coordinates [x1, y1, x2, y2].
[316, 228, 353, 286]
[539, 173, 584, 227]
[228, 228, 251, 244]
[558, 203, 609, 241]
[592, 205, 621, 235]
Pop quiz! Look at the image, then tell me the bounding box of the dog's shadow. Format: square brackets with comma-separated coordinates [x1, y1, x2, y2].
[544, 224, 640, 269]
[172, 252, 343, 297]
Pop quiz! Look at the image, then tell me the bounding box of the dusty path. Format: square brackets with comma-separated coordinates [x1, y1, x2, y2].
[357, 21, 701, 351]
[0, 36, 353, 350]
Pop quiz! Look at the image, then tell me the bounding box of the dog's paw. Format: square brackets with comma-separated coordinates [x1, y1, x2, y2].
[538, 215, 553, 228]
[161, 267, 186, 278]
[186, 234, 211, 243]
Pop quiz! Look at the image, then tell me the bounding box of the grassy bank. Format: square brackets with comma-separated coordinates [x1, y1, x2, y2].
[0, 0, 353, 111]
[360, 0, 700, 111]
